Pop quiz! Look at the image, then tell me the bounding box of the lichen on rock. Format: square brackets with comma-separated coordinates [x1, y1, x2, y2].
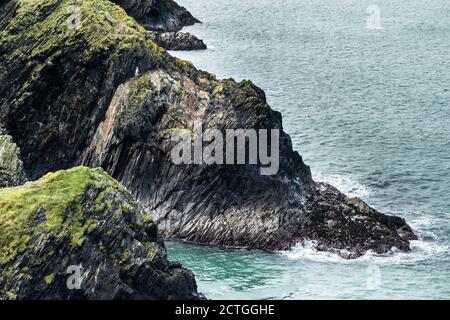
[80, 65, 417, 257]
[0, 133, 26, 188]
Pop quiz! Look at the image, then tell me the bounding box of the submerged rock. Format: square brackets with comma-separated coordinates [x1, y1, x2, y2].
[0, 0, 416, 258]
[301, 183, 417, 258]
[0, 167, 200, 300]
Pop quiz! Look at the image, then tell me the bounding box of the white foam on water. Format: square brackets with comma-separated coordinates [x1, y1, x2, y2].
[312, 171, 372, 198]
[409, 214, 436, 230]
[280, 241, 352, 264]
[296, 172, 448, 265]
[281, 239, 449, 266]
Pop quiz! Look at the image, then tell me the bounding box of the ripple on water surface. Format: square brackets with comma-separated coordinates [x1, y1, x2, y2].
[167, 0, 450, 299]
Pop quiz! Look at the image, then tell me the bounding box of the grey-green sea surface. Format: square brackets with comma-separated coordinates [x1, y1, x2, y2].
[166, 0, 450, 299]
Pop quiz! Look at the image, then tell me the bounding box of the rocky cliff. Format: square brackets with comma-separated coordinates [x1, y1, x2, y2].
[80, 66, 417, 257]
[0, 0, 416, 263]
[112, 0, 199, 32]
[112, 0, 206, 50]
[0, 166, 200, 299]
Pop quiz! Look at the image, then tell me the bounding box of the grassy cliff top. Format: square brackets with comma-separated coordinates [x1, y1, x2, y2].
[1, 0, 166, 63]
[0, 166, 131, 265]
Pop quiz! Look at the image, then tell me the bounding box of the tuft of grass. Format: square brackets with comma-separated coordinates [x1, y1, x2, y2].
[176, 59, 194, 71]
[44, 273, 55, 285]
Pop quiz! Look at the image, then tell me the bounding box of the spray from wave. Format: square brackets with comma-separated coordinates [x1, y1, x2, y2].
[312, 171, 372, 198]
[280, 239, 448, 265]
[285, 172, 449, 265]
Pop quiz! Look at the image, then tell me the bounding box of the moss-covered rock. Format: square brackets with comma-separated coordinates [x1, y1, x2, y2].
[0, 166, 200, 300]
[80, 66, 416, 257]
[0, 0, 168, 179]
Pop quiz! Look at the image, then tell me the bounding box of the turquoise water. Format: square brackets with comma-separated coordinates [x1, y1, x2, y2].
[166, 0, 450, 299]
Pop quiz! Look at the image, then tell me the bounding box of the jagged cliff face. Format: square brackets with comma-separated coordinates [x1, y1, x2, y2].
[80, 66, 315, 251]
[110, 0, 206, 51]
[0, 167, 199, 299]
[79, 66, 416, 255]
[0, 0, 168, 177]
[0, 0, 416, 258]
[111, 0, 199, 32]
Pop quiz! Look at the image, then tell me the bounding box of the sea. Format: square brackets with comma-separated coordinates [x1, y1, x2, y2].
[166, 0, 450, 299]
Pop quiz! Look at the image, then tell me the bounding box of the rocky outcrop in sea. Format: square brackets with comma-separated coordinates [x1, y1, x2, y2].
[112, 0, 199, 32]
[113, 0, 206, 50]
[0, 132, 27, 188]
[0, 0, 417, 263]
[149, 31, 207, 51]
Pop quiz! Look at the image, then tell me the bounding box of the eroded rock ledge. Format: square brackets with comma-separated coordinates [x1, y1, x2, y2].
[0, 0, 416, 260]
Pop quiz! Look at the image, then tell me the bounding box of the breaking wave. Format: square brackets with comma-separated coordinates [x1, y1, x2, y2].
[286, 172, 449, 265]
[312, 171, 372, 198]
[281, 238, 448, 265]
